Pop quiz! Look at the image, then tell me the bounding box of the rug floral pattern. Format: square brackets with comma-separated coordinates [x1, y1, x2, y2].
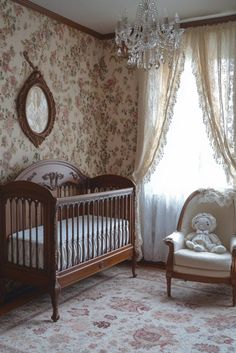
[0, 265, 235, 353]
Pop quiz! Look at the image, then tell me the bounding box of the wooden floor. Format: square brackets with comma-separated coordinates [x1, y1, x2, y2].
[0, 261, 165, 317]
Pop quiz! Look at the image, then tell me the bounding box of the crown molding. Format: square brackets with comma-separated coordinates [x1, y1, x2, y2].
[11, 0, 105, 39]
[10, 1, 236, 40]
[181, 13, 236, 28]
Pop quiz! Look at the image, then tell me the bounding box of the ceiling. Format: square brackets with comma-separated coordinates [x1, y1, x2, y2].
[29, 0, 236, 35]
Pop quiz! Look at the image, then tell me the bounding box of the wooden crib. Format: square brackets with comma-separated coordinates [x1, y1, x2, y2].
[0, 160, 136, 321]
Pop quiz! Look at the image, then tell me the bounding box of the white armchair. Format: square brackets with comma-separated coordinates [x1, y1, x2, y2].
[164, 189, 236, 305]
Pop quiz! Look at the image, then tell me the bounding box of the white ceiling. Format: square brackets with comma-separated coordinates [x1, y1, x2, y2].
[30, 0, 236, 34]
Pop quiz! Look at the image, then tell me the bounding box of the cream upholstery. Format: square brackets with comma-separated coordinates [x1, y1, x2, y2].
[164, 189, 236, 305]
[173, 266, 230, 278]
[174, 249, 231, 271]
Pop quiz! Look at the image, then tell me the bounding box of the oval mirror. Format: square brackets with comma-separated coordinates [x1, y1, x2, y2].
[26, 85, 49, 133]
[17, 68, 56, 147]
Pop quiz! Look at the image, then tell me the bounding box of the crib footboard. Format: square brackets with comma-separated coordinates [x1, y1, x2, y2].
[0, 181, 57, 292]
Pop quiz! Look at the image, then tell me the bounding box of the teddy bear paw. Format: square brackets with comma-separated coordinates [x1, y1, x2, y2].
[211, 245, 226, 254]
[186, 240, 195, 250]
[194, 244, 206, 252]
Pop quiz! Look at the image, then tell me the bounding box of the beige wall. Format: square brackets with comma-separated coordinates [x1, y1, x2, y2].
[0, 0, 138, 182]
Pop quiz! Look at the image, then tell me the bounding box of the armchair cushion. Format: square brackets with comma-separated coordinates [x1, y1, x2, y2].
[173, 265, 230, 278]
[174, 248, 232, 272]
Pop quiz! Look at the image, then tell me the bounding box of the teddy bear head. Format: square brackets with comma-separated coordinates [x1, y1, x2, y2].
[191, 213, 216, 233]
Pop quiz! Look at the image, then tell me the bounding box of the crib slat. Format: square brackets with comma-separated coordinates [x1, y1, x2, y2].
[125, 195, 128, 245]
[122, 196, 125, 247]
[96, 200, 99, 257]
[119, 196, 122, 247]
[101, 199, 104, 254]
[76, 203, 80, 265]
[109, 197, 112, 251]
[59, 206, 63, 271]
[111, 196, 114, 250]
[91, 201, 95, 259]
[40, 200, 43, 225]
[117, 197, 121, 249]
[113, 197, 117, 250]
[15, 198, 19, 265]
[66, 205, 69, 269]
[125, 196, 128, 244]
[122, 196, 125, 246]
[105, 199, 108, 253]
[71, 204, 75, 266]
[22, 199, 26, 267]
[29, 200, 32, 268]
[41, 202, 44, 269]
[35, 201, 39, 269]
[10, 199, 14, 263]
[82, 203, 85, 262]
[124, 196, 127, 245]
[87, 203, 90, 260]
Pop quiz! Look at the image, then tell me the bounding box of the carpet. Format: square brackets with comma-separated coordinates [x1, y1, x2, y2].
[0, 264, 235, 353]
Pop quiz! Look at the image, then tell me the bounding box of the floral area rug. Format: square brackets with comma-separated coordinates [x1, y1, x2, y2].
[0, 264, 235, 353]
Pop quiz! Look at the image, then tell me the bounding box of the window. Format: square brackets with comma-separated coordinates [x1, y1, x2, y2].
[141, 58, 228, 262]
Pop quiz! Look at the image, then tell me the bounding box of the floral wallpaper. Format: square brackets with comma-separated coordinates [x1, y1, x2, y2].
[0, 0, 138, 182]
[98, 40, 138, 176]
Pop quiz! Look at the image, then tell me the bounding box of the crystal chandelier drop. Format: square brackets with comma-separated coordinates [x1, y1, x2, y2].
[115, 0, 184, 70]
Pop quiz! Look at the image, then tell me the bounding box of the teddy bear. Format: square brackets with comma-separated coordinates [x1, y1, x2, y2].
[185, 212, 227, 253]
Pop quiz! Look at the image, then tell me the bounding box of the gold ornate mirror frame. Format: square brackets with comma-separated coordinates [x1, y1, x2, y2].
[17, 51, 56, 147]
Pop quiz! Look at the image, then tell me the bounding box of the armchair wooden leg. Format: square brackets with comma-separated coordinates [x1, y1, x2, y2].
[132, 252, 137, 278]
[166, 274, 172, 297]
[233, 284, 236, 307]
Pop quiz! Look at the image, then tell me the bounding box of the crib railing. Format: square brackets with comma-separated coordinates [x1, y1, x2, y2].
[56, 187, 134, 272]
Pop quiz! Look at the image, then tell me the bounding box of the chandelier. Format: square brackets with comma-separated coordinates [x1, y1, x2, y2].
[115, 0, 184, 70]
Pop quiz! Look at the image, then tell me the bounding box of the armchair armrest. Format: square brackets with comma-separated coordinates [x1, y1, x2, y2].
[164, 231, 185, 252]
[230, 235, 236, 256]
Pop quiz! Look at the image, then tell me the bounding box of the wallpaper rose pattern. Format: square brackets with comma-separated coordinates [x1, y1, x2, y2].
[0, 0, 138, 182]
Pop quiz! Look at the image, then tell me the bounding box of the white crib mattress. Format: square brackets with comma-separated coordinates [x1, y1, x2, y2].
[8, 215, 129, 270]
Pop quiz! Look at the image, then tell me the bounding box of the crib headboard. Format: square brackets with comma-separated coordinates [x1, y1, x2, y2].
[15, 160, 88, 192]
[15, 159, 135, 200]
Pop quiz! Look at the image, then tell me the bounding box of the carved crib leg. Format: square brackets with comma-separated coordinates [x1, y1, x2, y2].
[50, 279, 61, 322]
[166, 274, 172, 297]
[132, 251, 137, 278]
[232, 283, 236, 307]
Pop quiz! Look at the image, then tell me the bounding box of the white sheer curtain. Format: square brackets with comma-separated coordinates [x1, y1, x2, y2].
[189, 22, 236, 182]
[141, 56, 229, 262]
[133, 50, 185, 259]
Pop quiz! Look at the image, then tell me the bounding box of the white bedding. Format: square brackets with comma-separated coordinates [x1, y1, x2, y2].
[8, 215, 129, 270]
